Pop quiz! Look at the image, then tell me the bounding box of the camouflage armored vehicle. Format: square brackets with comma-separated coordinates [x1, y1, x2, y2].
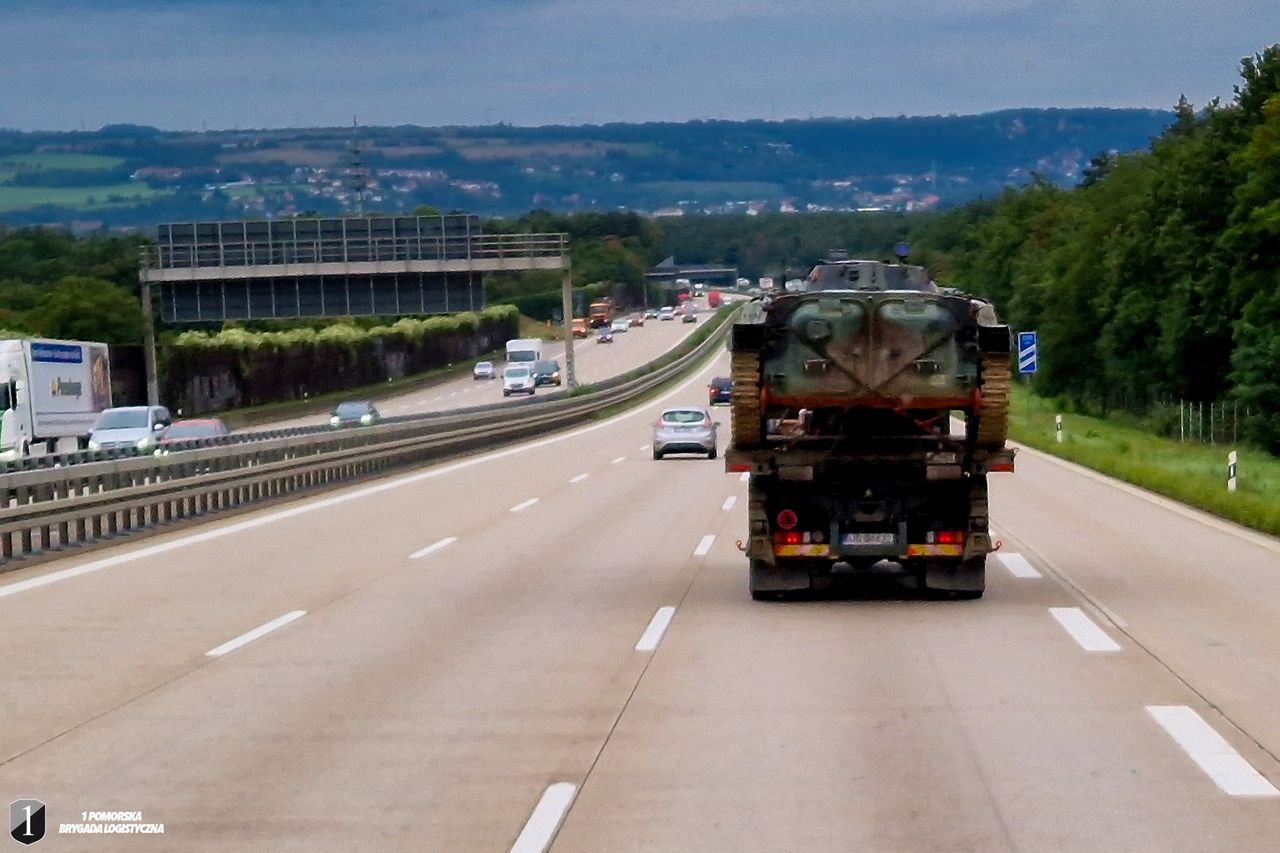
[726, 257, 1014, 600]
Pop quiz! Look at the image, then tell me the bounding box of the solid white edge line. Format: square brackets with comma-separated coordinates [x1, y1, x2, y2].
[1014, 442, 1280, 558]
[997, 552, 1042, 579]
[410, 536, 458, 560]
[611, 456, 626, 464]
[1048, 606, 1121, 652]
[510, 498, 540, 513]
[635, 606, 676, 652]
[0, 351, 724, 602]
[693, 534, 716, 556]
[739, 471, 750, 483]
[1146, 705, 1280, 797]
[206, 610, 306, 657]
[721, 495, 737, 511]
[510, 783, 578, 853]
[569, 473, 589, 484]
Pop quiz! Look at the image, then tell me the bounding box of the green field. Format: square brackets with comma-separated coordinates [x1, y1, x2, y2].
[0, 152, 125, 171]
[0, 183, 168, 212]
[1008, 387, 1280, 537]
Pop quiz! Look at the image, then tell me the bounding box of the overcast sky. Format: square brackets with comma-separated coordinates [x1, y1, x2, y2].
[2, 0, 1274, 131]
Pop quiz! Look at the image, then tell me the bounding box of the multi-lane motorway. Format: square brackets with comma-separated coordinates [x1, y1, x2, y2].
[4, 348, 1280, 851]
[256, 310, 703, 431]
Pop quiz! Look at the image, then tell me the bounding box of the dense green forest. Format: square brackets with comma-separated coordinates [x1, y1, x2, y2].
[0, 45, 1275, 447]
[946, 46, 1280, 452]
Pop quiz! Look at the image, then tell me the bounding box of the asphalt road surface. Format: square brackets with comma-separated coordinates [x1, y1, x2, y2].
[254, 305, 707, 432]
[3, 351, 1279, 851]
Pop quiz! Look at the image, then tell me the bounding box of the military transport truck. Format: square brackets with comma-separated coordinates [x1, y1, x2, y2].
[725, 257, 1014, 600]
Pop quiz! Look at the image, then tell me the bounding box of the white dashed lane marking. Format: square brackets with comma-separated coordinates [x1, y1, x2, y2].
[635, 606, 676, 652]
[510, 498, 540, 513]
[1049, 607, 1121, 652]
[1147, 705, 1280, 797]
[997, 552, 1042, 579]
[410, 537, 458, 559]
[207, 610, 306, 658]
[694, 535, 716, 556]
[510, 783, 578, 853]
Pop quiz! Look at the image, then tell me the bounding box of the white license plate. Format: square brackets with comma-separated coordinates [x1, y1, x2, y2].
[842, 532, 896, 546]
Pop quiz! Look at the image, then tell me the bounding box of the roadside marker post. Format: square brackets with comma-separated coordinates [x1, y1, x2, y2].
[1017, 332, 1038, 375]
[1055, 414, 1063, 443]
[1228, 451, 1238, 493]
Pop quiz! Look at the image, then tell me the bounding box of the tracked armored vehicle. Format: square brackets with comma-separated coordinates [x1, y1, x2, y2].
[726, 257, 1014, 600]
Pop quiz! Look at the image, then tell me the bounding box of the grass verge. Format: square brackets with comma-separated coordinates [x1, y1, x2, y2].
[1008, 386, 1280, 537]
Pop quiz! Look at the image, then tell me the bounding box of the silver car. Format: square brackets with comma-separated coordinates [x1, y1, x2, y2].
[89, 405, 172, 452]
[652, 406, 718, 460]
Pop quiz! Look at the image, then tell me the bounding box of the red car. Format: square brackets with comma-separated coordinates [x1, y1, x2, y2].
[157, 418, 229, 449]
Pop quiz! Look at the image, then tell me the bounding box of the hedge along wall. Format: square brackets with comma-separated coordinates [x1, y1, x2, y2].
[163, 305, 520, 414]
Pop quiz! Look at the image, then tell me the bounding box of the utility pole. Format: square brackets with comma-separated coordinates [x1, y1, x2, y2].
[139, 271, 159, 406]
[560, 242, 576, 387]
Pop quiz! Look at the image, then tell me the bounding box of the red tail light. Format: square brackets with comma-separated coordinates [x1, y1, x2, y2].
[773, 531, 803, 545]
[935, 530, 964, 545]
[776, 509, 798, 530]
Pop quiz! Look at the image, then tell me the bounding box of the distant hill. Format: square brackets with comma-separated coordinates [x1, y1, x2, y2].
[0, 108, 1171, 229]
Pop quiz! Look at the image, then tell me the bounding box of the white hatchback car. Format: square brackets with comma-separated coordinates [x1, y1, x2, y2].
[473, 361, 496, 380]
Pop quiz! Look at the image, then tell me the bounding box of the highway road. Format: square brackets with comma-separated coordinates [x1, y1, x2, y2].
[4, 350, 1280, 851]
[254, 305, 708, 432]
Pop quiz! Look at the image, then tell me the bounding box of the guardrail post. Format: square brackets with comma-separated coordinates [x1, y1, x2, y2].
[37, 482, 53, 551]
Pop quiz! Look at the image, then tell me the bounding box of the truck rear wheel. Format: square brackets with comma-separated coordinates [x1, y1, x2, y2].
[918, 557, 985, 600]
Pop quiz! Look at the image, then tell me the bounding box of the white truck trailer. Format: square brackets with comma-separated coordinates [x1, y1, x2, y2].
[0, 338, 112, 460]
[505, 338, 543, 364]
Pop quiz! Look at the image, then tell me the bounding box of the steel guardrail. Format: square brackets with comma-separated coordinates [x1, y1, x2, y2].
[0, 308, 735, 568]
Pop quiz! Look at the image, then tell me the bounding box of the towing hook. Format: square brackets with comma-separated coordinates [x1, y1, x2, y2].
[735, 539, 746, 552]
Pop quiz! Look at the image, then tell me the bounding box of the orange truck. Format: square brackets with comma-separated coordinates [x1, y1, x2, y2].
[588, 298, 614, 328]
[571, 318, 589, 338]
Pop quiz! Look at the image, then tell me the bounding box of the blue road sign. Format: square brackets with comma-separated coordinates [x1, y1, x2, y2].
[1017, 331, 1038, 374]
